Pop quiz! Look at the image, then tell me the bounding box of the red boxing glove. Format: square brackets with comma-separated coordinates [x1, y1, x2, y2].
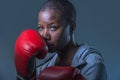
[37, 66, 86, 80]
[14, 29, 48, 80]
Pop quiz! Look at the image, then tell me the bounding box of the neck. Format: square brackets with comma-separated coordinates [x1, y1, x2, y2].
[58, 35, 77, 55]
[55, 39, 79, 66]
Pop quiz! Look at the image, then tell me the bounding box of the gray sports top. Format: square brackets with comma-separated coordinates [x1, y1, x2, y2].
[36, 43, 107, 80]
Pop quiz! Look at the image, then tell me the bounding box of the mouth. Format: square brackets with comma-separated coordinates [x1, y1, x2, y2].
[47, 45, 54, 49]
[46, 43, 54, 48]
[46, 43, 55, 52]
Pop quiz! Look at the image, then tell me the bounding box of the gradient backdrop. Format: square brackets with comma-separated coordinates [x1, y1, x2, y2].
[0, 0, 120, 80]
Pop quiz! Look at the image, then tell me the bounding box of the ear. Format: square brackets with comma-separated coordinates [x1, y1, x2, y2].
[70, 21, 76, 35]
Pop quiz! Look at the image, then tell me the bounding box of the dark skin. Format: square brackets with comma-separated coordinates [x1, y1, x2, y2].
[38, 9, 79, 66]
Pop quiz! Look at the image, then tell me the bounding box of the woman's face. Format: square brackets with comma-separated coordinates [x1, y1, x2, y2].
[38, 9, 71, 52]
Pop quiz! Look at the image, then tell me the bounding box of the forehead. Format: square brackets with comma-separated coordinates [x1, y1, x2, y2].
[38, 9, 61, 22]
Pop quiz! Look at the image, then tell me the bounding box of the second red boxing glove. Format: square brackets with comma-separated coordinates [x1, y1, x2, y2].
[37, 66, 86, 80]
[14, 29, 48, 79]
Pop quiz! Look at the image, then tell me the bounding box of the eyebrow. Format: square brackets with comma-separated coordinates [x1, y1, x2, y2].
[38, 24, 42, 26]
[38, 22, 59, 26]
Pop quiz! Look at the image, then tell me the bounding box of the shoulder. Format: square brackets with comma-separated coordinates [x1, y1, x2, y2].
[72, 43, 107, 80]
[84, 44, 104, 64]
[72, 43, 104, 67]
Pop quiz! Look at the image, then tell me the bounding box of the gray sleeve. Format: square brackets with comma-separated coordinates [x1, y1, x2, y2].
[80, 53, 107, 80]
[72, 44, 107, 80]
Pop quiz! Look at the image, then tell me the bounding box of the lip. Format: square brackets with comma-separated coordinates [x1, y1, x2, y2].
[47, 44, 54, 48]
[46, 43, 54, 47]
[46, 43, 56, 52]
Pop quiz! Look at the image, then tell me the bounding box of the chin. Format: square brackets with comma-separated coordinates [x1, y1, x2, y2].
[48, 48, 56, 53]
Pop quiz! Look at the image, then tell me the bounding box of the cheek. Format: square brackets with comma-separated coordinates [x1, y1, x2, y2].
[50, 31, 62, 44]
[61, 27, 70, 43]
[51, 27, 70, 47]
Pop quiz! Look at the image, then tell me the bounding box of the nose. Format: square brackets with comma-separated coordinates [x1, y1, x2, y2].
[41, 29, 50, 40]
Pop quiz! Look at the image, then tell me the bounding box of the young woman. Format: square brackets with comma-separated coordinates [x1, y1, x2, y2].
[36, 0, 107, 80]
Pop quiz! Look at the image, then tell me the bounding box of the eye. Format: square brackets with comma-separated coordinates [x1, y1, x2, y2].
[37, 26, 44, 32]
[50, 26, 59, 31]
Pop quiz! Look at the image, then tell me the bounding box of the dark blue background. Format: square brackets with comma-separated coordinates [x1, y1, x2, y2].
[0, 0, 119, 80]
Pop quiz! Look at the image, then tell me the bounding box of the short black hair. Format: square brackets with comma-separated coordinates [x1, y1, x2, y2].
[40, 0, 76, 24]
